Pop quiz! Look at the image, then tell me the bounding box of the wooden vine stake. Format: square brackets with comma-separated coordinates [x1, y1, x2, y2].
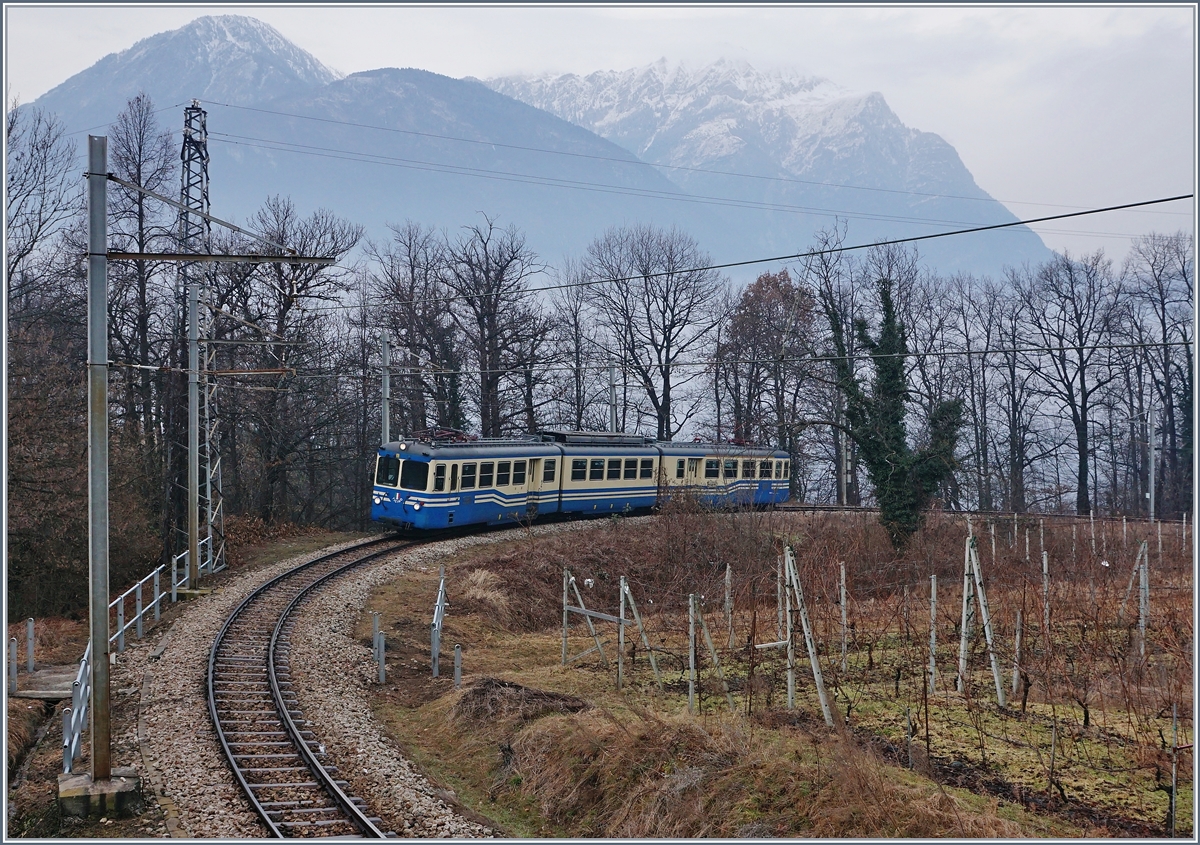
[928, 573, 937, 694]
[967, 535, 1007, 707]
[785, 547, 835, 727]
[622, 579, 663, 692]
[695, 596, 736, 714]
[957, 533, 974, 694]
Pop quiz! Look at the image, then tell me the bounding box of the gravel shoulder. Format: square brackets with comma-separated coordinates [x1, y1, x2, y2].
[9, 523, 596, 838]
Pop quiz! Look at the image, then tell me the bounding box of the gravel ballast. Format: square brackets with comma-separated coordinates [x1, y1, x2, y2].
[126, 523, 591, 838]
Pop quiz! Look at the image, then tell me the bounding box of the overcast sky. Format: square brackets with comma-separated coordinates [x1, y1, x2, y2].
[4, 3, 1196, 262]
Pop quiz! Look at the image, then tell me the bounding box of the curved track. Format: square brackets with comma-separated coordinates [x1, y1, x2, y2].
[207, 536, 412, 838]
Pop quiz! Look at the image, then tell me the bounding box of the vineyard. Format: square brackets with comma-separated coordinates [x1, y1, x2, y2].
[366, 506, 1193, 837]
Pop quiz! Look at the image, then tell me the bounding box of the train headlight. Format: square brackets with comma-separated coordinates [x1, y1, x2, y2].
[372, 495, 382, 505]
[399, 443, 407, 451]
[412, 501, 422, 511]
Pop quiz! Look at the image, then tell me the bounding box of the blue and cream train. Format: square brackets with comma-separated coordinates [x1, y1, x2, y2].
[370, 430, 791, 530]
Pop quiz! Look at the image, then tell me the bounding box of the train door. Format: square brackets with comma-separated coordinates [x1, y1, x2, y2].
[524, 458, 540, 518]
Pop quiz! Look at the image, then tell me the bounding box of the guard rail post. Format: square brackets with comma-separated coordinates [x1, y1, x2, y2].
[62, 707, 73, 772]
[117, 598, 125, 652]
[136, 583, 144, 639]
[27, 618, 35, 673]
[153, 569, 161, 621]
[8, 638, 17, 693]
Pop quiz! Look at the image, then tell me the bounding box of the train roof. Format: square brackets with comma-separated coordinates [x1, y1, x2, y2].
[379, 430, 787, 460]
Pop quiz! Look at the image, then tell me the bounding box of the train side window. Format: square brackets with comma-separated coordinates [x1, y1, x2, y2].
[624, 458, 638, 479]
[688, 458, 701, 477]
[675, 459, 685, 479]
[513, 460, 526, 485]
[461, 463, 477, 489]
[479, 462, 494, 487]
[497, 461, 512, 486]
[759, 460, 772, 478]
[784, 460, 790, 478]
[375, 455, 399, 487]
[723, 459, 737, 479]
[704, 459, 720, 479]
[434, 464, 447, 491]
[400, 460, 429, 491]
[572, 459, 587, 481]
[450, 464, 458, 491]
[590, 459, 605, 481]
[543, 459, 557, 483]
[774, 461, 782, 479]
[641, 459, 655, 479]
[742, 460, 755, 478]
[607, 459, 621, 480]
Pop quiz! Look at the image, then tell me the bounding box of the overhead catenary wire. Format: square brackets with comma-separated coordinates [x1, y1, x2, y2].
[208, 131, 1036, 230]
[203, 100, 1191, 217]
[242, 193, 1193, 316]
[134, 338, 1181, 383]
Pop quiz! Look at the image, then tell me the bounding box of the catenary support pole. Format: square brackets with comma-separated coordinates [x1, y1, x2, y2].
[87, 135, 112, 781]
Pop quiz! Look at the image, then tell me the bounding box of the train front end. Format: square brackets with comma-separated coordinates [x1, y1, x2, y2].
[371, 442, 438, 530]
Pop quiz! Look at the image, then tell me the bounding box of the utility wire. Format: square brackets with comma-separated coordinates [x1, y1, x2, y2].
[204, 100, 1191, 216]
[265, 193, 1195, 315]
[155, 338, 1184, 383]
[209, 132, 1004, 229]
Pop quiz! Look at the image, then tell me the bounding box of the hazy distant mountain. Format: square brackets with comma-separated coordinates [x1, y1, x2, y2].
[488, 59, 1052, 275]
[33, 16, 340, 132]
[29, 17, 1049, 277]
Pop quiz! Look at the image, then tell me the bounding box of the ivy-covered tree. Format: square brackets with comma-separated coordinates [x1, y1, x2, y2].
[822, 270, 963, 548]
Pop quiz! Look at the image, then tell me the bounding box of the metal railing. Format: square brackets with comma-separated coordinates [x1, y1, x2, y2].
[61, 546, 222, 773]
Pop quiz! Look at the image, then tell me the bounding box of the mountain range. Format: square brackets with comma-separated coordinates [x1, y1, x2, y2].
[28, 15, 1051, 279]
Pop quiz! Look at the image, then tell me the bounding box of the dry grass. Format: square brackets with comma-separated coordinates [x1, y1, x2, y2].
[5, 617, 88, 667]
[6, 699, 50, 779]
[453, 677, 588, 723]
[500, 698, 1038, 838]
[457, 569, 513, 626]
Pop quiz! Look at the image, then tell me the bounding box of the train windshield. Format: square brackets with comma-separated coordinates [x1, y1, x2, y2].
[399, 459, 430, 491]
[375, 455, 400, 487]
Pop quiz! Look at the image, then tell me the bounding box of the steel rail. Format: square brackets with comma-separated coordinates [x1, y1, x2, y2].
[267, 543, 410, 837]
[207, 534, 409, 837]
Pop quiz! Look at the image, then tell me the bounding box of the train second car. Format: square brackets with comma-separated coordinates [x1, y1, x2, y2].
[370, 430, 789, 530]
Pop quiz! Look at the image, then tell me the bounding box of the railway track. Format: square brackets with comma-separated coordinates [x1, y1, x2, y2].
[207, 536, 413, 838]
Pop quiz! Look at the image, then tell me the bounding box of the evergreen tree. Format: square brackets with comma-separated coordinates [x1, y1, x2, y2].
[823, 273, 962, 548]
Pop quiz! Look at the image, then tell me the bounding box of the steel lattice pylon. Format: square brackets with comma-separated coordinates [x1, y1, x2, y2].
[177, 101, 225, 576]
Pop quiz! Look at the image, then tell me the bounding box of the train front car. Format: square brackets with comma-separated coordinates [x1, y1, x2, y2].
[657, 442, 791, 507]
[371, 436, 563, 530]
